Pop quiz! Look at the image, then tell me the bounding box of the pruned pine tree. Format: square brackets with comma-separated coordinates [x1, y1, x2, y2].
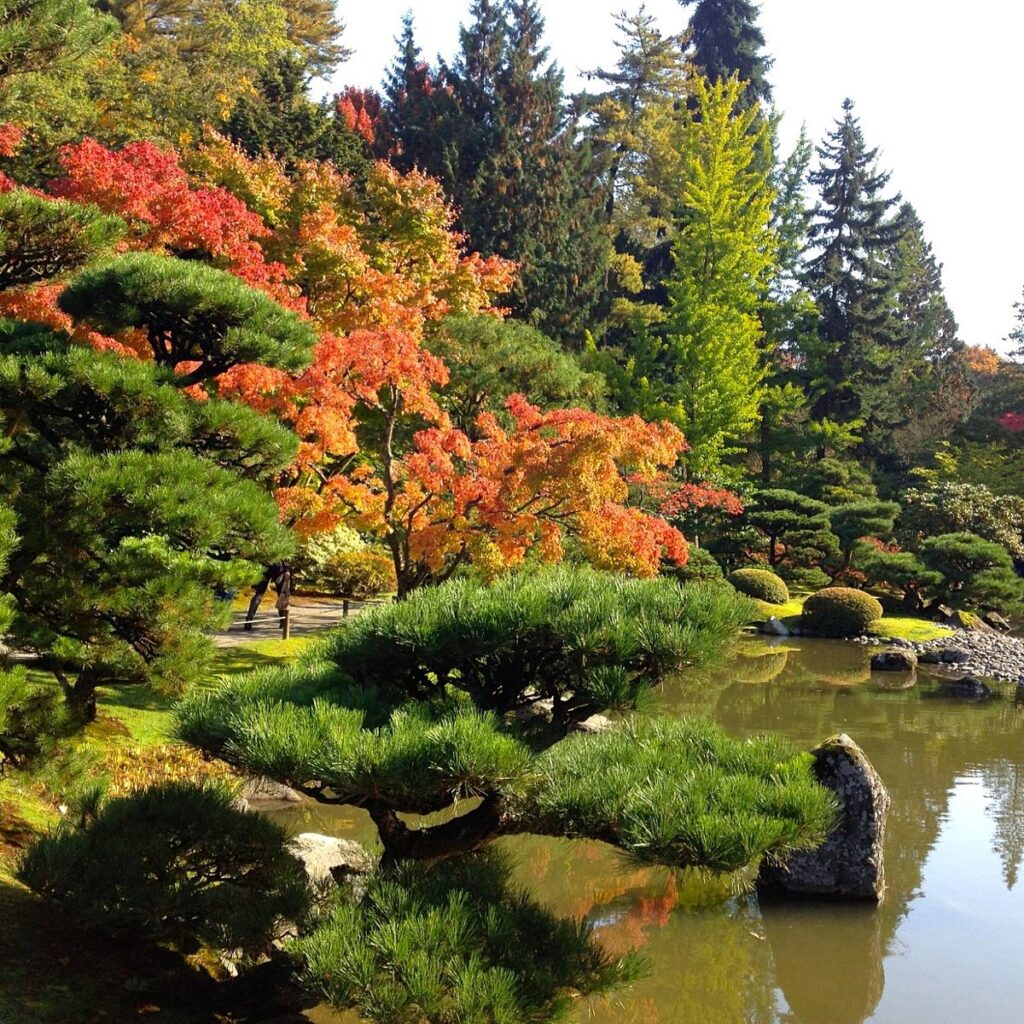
[58, 252, 316, 385]
[0, 338, 298, 722]
[179, 567, 837, 1019]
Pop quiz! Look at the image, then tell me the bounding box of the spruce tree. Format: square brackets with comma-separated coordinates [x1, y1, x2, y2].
[802, 99, 904, 434]
[226, 53, 367, 173]
[680, 0, 773, 107]
[382, 1, 608, 344]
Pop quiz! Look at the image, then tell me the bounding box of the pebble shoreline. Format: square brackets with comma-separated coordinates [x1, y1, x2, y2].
[853, 630, 1024, 685]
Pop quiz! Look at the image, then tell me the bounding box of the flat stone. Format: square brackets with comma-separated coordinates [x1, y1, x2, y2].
[983, 611, 1012, 633]
[758, 734, 890, 902]
[288, 834, 375, 886]
[239, 776, 306, 805]
[576, 713, 615, 734]
[870, 649, 918, 672]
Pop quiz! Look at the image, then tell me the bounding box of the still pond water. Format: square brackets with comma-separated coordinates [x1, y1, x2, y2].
[275, 638, 1024, 1024]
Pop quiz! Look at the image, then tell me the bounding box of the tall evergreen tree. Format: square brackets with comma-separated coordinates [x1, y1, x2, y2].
[680, 0, 773, 107]
[226, 53, 367, 173]
[802, 99, 904, 433]
[382, 2, 608, 344]
[581, 9, 690, 339]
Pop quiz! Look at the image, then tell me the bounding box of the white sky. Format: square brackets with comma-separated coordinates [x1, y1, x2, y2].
[328, 1, 1024, 352]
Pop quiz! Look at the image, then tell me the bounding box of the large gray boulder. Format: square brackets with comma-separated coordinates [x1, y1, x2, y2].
[946, 676, 992, 700]
[870, 648, 917, 672]
[759, 616, 790, 637]
[288, 834, 375, 886]
[758, 734, 890, 902]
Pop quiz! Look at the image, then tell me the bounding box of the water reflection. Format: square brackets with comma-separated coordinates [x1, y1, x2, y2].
[273, 639, 1024, 1024]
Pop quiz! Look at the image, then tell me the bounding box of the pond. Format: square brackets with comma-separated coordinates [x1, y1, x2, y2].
[273, 637, 1024, 1024]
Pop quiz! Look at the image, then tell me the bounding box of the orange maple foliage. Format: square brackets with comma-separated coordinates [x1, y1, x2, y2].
[0, 134, 691, 590]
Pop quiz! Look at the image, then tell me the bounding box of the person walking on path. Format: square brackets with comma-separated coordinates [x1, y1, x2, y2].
[244, 561, 292, 631]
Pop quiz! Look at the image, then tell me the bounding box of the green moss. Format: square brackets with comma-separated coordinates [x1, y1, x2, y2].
[869, 617, 954, 643]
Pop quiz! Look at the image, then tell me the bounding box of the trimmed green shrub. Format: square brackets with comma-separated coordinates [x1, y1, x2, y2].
[802, 587, 883, 638]
[667, 546, 725, 585]
[320, 549, 396, 598]
[18, 782, 308, 957]
[729, 567, 789, 604]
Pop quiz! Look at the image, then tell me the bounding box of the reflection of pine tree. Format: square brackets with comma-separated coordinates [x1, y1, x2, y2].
[985, 759, 1024, 890]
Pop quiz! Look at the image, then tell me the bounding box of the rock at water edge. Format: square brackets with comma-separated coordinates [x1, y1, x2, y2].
[870, 649, 918, 672]
[289, 834, 375, 887]
[758, 734, 890, 902]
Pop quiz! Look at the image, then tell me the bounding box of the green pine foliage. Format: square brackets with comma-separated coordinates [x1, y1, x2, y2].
[292, 566, 755, 728]
[0, 340, 298, 721]
[18, 782, 309, 957]
[0, 189, 125, 289]
[295, 851, 646, 1024]
[531, 718, 836, 870]
[828, 500, 900, 574]
[919, 532, 1024, 613]
[742, 489, 838, 569]
[427, 314, 607, 436]
[58, 253, 316, 385]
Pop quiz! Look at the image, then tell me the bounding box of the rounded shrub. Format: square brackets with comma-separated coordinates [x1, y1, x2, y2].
[666, 546, 724, 585]
[802, 587, 883, 638]
[321, 549, 397, 598]
[728, 568, 789, 605]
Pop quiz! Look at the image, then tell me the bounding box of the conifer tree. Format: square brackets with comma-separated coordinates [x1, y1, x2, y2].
[382, 2, 608, 343]
[680, 0, 773, 107]
[226, 53, 368, 173]
[658, 76, 776, 475]
[802, 99, 904, 433]
[581, 8, 690, 339]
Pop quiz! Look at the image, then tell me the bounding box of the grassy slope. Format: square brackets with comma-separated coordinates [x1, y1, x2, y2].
[0, 638, 313, 1024]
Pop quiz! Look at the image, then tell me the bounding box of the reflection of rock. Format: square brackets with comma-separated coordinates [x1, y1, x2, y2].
[872, 672, 917, 692]
[761, 901, 885, 1024]
[946, 676, 992, 700]
[288, 833, 374, 886]
[758, 734, 890, 902]
[733, 650, 789, 685]
[871, 649, 917, 672]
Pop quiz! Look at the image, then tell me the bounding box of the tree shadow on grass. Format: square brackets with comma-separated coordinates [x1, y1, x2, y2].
[0, 875, 310, 1024]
